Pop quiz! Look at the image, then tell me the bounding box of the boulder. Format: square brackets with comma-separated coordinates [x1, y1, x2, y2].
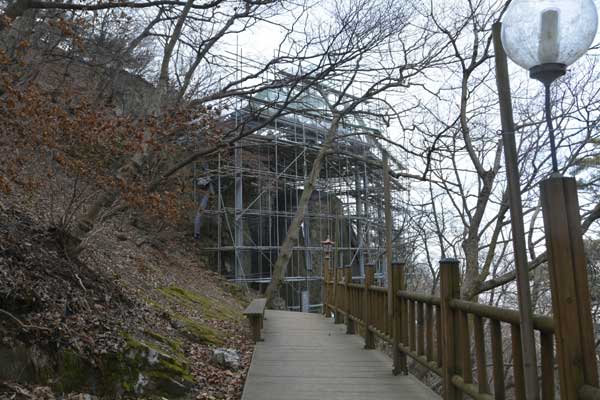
[211, 348, 240, 371]
[120, 337, 195, 398]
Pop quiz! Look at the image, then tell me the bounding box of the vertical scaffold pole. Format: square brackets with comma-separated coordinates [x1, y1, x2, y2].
[234, 143, 243, 281]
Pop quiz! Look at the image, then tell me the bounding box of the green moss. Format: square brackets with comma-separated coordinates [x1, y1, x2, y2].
[117, 333, 194, 397]
[99, 351, 137, 397]
[144, 330, 184, 357]
[221, 281, 250, 307]
[18, 331, 195, 399]
[122, 381, 132, 392]
[145, 297, 166, 312]
[151, 357, 194, 383]
[123, 333, 146, 351]
[124, 333, 188, 368]
[158, 286, 242, 322]
[54, 350, 101, 394]
[172, 314, 223, 346]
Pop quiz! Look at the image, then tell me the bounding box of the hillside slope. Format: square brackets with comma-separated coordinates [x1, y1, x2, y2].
[0, 194, 254, 400]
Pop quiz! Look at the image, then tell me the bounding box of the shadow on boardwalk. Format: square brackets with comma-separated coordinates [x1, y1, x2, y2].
[242, 310, 440, 400]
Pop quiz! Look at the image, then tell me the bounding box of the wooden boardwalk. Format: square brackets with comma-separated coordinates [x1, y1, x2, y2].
[242, 310, 440, 400]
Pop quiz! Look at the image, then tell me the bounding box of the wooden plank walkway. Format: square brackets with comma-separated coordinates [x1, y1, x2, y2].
[242, 310, 440, 400]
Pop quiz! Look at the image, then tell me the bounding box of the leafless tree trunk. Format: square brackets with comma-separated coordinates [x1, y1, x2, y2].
[157, 0, 193, 106]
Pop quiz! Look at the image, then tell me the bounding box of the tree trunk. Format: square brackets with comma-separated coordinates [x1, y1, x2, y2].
[70, 129, 151, 254]
[157, 0, 194, 106]
[264, 117, 340, 307]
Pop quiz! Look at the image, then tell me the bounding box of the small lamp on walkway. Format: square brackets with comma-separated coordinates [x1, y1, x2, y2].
[501, 0, 598, 173]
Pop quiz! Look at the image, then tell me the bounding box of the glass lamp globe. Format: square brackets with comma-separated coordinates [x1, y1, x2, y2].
[501, 0, 598, 82]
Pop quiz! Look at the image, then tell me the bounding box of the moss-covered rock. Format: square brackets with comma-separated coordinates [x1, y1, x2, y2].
[1, 286, 238, 399]
[120, 335, 195, 398]
[55, 350, 93, 394]
[2, 334, 196, 399]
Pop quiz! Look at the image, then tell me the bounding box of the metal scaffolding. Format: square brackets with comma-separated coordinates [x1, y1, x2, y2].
[192, 56, 406, 310]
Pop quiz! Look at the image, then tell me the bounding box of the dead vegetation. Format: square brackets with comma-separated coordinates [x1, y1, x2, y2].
[0, 186, 254, 399]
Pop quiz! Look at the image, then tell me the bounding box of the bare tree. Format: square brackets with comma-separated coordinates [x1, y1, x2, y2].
[264, 0, 446, 305]
[402, 0, 600, 304]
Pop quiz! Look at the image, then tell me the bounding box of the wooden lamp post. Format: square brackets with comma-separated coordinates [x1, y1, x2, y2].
[499, 2, 599, 398]
[321, 237, 335, 317]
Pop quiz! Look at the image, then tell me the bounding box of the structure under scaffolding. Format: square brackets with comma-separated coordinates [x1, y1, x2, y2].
[193, 64, 406, 311]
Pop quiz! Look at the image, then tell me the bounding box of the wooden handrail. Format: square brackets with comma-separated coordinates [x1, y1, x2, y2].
[398, 342, 442, 376]
[369, 286, 388, 293]
[397, 290, 440, 305]
[451, 375, 494, 400]
[324, 265, 557, 400]
[322, 252, 595, 400]
[318, 138, 599, 400]
[449, 299, 554, 333]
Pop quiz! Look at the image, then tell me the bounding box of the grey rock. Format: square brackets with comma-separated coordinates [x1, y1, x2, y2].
[211, 348, 241, 371]
[170, 319, 185, 330]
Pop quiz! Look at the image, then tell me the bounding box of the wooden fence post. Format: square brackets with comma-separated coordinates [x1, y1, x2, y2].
[540, 176, 599, 399]
[392, 261, 407, 375]
[322, 253, 330, 316]
[364, 263, 375, 349]
[440, 258, 461, 400]
[334, 266, 343, 324]
[345, 265, 355, 334]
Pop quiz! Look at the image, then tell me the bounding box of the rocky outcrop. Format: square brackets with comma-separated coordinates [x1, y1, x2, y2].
[0, 336, 195, 399]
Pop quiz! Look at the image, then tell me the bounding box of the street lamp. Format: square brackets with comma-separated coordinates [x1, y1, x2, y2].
[501, 0, 598, 173]
[497, 3, 599, 397]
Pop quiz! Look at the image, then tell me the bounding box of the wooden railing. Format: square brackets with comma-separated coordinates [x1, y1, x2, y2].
[322, 256, 599, 400]
[396, 290, 441, 376]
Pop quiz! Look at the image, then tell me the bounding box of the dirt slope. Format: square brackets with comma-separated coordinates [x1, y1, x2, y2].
[0, 196, 254, 400]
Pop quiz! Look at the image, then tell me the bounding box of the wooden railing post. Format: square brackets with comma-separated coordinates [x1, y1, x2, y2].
[323, 253, 329, 316]
[440, 258, 461, 400]
[334, 266, 343, 324]
[392, 261, 407, 375]
[540, 176, 599, 399]
[364, 263, 375, 349]
[331, 260, 336, 316]
[345, 265, 355, 334]
[322, 253, 330, 316]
